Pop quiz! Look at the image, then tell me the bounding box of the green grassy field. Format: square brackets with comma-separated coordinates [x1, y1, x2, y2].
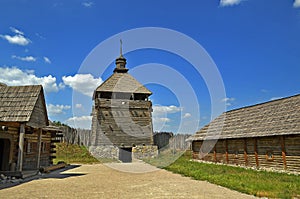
[53, 143, 114, 164]
[161, 152, 300, 199]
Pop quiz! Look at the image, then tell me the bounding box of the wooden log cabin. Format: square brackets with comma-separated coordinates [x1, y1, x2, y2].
[190, 94, 300, 173]
[0, 83, 60, 177]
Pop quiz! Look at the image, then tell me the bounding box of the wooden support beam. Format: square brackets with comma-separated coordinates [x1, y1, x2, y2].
[36, 128, 42, 169]
[244, 139, 248, 166]
[17, 123, 25, 171]
[213, 144, 217, 162]
[225, 140, 229, 164]
[254, 138, 259, 168]
[280, 136, 287, 170]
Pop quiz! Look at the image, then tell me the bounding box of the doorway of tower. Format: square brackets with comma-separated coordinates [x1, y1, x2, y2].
[119, 147, 132, 162]
[0, 138, 11, 171]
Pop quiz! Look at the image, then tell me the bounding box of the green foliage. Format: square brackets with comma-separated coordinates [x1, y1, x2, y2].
[162, 153, 300, 198]
[52, 120, 68, 127]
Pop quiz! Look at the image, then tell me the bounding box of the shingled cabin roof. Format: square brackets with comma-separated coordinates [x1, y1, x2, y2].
[190, 94, 300, 141]
[0, 84, 48, 126]
[95, 72, 152, 95]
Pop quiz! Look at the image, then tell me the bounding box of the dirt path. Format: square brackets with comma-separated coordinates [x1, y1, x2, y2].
[0, 162, 256, 199]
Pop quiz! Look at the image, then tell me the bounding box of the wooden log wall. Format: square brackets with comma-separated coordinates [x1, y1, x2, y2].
[27, 93, 48, 127]
[285, 135, 300, 172]
[227, 139, 245, 166]
[91, 99, 153, 147]
[0, 125, 19, 170]
[215, 140, 226, 163]
[22, 129, 53, 170]
[0, 124, 56, 171]
[153, 132, 173, 149]
[192, 134, 300, 173]
[256, 136, 283, 171]
[245, 138, 256, 167]
[169, 134, 191, 151]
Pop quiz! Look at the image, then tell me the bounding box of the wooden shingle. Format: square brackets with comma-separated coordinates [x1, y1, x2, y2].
[191, 94, 300, 141]
[0, 84, 48, 124]
[95, 72, 152, 95]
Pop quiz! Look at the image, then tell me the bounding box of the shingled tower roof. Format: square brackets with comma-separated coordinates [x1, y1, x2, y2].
[95, 42, 152, 95]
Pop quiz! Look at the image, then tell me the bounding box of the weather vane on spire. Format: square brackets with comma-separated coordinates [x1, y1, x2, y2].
[120, 39, 123, 57]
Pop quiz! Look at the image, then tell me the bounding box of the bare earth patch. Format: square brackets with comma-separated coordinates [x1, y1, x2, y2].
[0, 162, 257, 198]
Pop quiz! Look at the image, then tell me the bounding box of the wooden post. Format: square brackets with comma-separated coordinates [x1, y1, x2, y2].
[213, 144, 217, 162]
[280, 136, 287, 170]
[225, 140, 229, 163]
[254, 138, 259, 168]
[244, 139, 248, 166]
[36, 128, 42, 169]
[17, 123, 25, 171]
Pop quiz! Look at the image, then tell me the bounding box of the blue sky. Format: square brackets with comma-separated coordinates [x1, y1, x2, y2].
[0, 0, 300, 134]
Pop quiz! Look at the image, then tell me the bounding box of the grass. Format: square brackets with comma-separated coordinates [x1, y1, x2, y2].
[160, 151, 300, 198]
[53, 143, 115, 164]
[54, 144, 300, 198]
[143, 149, 186, 168]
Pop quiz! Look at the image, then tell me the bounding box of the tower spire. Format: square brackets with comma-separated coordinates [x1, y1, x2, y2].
[114, 39, 128, 73]
[120, 39, 123, 57]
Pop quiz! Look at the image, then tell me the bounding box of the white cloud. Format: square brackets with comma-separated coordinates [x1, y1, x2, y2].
[0, 27, 30, 46]
[0, 66, 61, 93]
[220, 0, 242, 7]
[35, 33, 45, 39]
[154, 117, 171, 123]
[183, 113, 192, 118]
[65, 116, 92, 129]
[221, 97, 235, 102]
[12, 55, 36, 62]
[62, 74, 103, 97]
[10, 27, 24, 35]
[270, 96, 283, 101]
[152, 105, 181, 132]
[47, 104, 71, 116]
[221, 97, 235, 106]
[75, 103, 83, 109]
[261, 89, 269, 93]
[294, 0, 300, 8]
[58, 82, 65, 89]
[152, 105, 182, 116]
[82, 1, 94, 7]
[43, 56, 51, 64]
[152, 117, 171, 132]
[0, 34, 31, 46]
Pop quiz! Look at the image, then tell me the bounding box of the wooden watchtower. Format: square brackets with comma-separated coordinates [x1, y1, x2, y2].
[90, 46, 154, 162]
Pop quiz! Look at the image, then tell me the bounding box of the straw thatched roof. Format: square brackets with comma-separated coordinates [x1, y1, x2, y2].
[0, 84, 48, 125]
[95, 72, 152, 95]
[190, 94, 300, 141]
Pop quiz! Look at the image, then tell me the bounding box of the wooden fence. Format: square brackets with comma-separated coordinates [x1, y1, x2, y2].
[58, 126, 191, 151]
[154, 132, 192, 151]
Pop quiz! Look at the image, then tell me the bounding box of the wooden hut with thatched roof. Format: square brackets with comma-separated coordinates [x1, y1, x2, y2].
[90, 47, 157, 162]
[0, 84, 60, 177]
[190, 94, 300, 173]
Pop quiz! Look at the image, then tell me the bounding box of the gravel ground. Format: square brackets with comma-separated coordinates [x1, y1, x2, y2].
[0, 162, 257, 199]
